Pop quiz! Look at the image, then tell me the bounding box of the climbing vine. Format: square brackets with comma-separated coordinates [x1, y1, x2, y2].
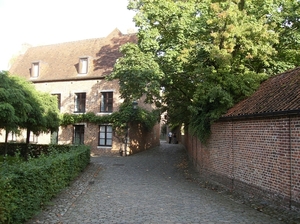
[60, 102, 160, 138]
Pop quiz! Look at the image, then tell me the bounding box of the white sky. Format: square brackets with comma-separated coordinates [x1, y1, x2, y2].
[0, 0, 137, 70]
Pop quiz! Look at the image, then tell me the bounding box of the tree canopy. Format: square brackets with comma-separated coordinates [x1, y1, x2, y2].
[0, 71, 60, 145]
[109, 0, 300, 141]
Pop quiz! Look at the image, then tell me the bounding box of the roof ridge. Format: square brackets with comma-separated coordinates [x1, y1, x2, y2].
[28, 37, 106, 49]
[26, 29, 136, 50]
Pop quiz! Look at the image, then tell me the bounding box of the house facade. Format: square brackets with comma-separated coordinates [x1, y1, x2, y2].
[5, 29, 160, 155]
[184, 67, 300, 211]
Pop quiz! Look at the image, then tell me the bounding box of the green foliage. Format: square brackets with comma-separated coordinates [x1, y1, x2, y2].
[39, 93, 61, 133]
[0, 145, 90, 224]
[60, 103, 159, 138]
[116, 0, 300, 142]
[0, 155, 24, 166]
[0, 71, 60, 144]
[0, 71, 31, 132]
[108, 43, 164, 106]
[60, 112, 111, 127]
[0, 143, 77, 159]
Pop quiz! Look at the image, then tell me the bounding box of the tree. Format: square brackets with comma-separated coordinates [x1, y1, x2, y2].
[110, 0, 300, 142]
[0, 71, 32, 153]
[0, 71, 60, 148]
[39, 93, 61, 134]
[108, 43, 164, 106]
[13, 76, 60, 144]
[11, 76, 46, 144]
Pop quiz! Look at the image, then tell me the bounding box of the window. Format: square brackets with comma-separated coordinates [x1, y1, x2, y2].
[52, 94, 61, 111]
[29, 132, 38, 143]
[74, 125, 84, 144]
[79, 57, 88, 74]
[99, 125, 112, 146]
[51, 130, 58, 144]
[31, 62, 39, 77]
[74, 92, 86, 113]
[100, 92, 113, 112]
[8, 132, 16, 142]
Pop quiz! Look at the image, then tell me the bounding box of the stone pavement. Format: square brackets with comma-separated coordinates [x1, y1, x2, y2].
[27, 142, 286, 224]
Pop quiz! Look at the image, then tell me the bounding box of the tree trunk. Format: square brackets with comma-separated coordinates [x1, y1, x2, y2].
[238, 0, 245, 11]
[26, 129, 30, 144]
[4, 129, 8, 155]
[25, 129, 30, 161]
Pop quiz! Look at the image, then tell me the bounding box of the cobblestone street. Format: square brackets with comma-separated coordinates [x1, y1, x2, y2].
[27, 142, 285, 224]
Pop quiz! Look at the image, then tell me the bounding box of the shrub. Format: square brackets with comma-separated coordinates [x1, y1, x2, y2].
[0, 145, 90, 224]
[0, 143, 73, 159]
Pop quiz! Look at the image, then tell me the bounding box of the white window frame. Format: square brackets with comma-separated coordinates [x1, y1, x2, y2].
[99, 125, 113, 146]
[79, 57, 88, 74]
[31, 62, 39, 78]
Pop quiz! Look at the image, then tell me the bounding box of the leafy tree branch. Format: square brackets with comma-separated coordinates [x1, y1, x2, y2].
[109, 0, 300, 142]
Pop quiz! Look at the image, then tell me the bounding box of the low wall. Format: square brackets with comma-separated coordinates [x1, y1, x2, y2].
[184, 115, 300, 211]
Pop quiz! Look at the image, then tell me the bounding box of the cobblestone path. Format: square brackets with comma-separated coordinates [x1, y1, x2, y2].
[27, 142, 284, 224]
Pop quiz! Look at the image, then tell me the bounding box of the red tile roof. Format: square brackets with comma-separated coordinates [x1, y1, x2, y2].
[223, 67, 300, 118]
[9, 29, 137, 82]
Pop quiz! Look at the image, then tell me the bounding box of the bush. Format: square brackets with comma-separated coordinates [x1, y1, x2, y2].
[0, 145, 90, 224]
[0, 143, 73, 159]
[0, 155, 25, 165]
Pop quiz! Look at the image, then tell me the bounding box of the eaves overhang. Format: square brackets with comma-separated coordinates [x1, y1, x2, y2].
[220, 109, 300, 121]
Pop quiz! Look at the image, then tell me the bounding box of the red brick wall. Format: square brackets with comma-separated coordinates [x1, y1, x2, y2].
[291, 117, 300, 209]
[33, 79, 122, 114]
[128, 122, 160, 155]
[184, 115, 300, 211]
[33, 79, 125, 155]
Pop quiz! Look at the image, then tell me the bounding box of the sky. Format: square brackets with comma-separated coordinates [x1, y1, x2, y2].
[0, 0, 137, 70]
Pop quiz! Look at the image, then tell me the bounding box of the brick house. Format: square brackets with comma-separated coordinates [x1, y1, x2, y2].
[184, 67, 300, 211]
[6, 29, 160, 155]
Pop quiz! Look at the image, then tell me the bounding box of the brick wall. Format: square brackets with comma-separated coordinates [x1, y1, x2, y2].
[34, 79, 127, 155]
[128, 122, 161, 155]
[33, 79, 122, 114]
[291, 117, 300, 209]
[184, 115, 300, 211]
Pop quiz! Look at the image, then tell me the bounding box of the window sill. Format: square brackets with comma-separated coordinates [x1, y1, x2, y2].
[97, 112, 113, 115]
[97, 146, 112, 149]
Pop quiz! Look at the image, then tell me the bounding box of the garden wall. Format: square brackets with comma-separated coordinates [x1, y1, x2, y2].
[184, 115, 300, 211]
[128, 122, 161, 155]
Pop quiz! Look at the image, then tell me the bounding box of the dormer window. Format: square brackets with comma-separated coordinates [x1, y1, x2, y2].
[31, 62, 39, 78]
[79, 57, 88, 74]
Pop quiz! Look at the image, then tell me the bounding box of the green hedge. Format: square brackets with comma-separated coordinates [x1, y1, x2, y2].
[0, 145, 90, 224]
[0, 143, 73, 158]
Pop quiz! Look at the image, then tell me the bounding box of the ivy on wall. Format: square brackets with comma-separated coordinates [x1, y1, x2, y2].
[60, 103, 160, 137]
